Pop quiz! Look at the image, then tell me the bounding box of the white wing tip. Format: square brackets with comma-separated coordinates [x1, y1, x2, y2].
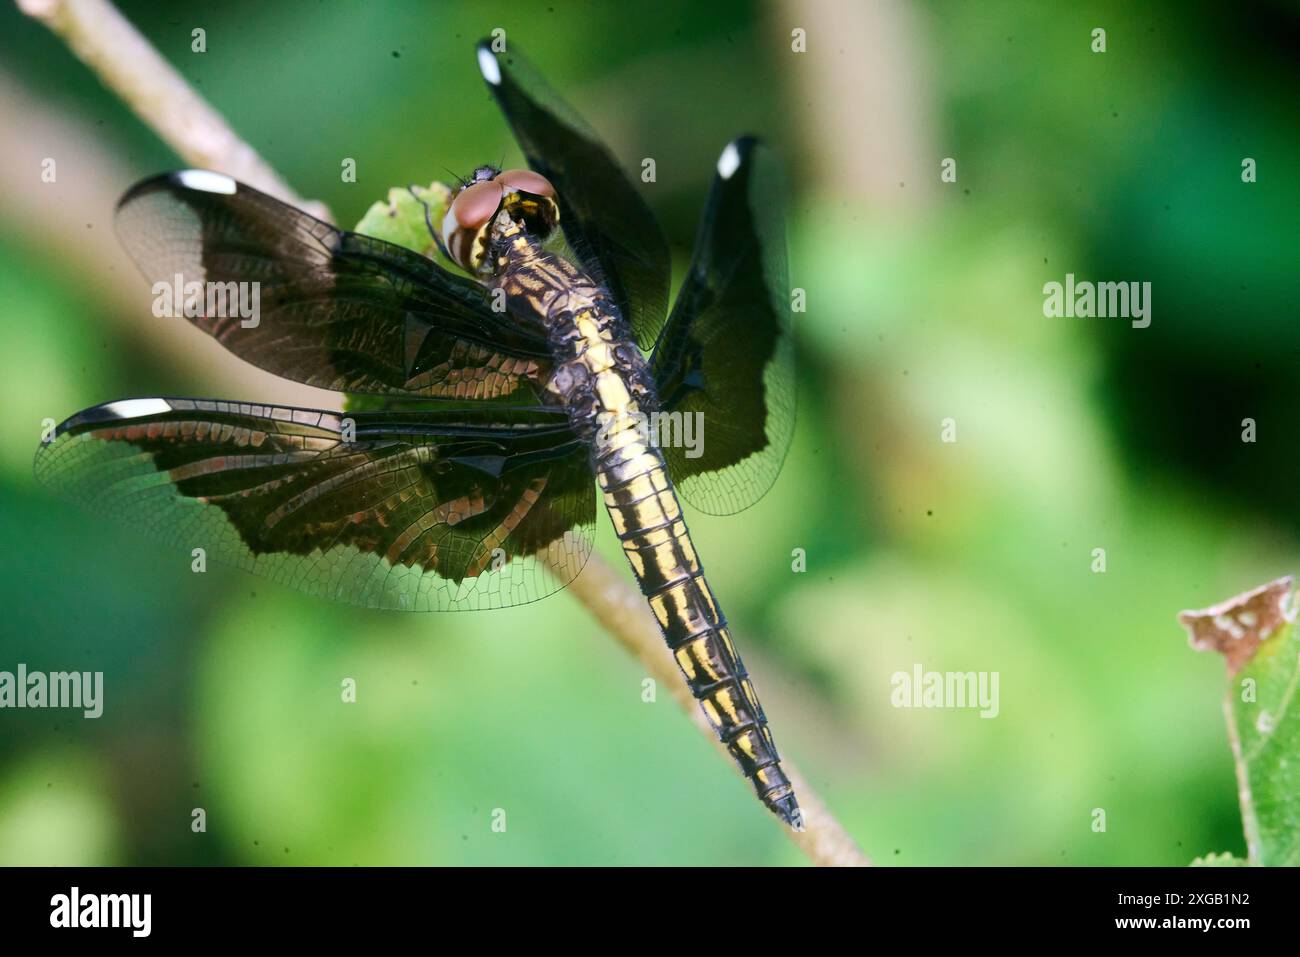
[717, 141, 743, 180]
[175, 170, 237, 195]
[477, 46, 502, 86]
[102, 398, 173, 419]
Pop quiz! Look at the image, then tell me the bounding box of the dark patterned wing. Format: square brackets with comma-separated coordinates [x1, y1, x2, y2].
[650, 138, 795, 516]
[476, 41, 670, 351]
[34, 397, 594, 611]
[115, 171, 551, 400]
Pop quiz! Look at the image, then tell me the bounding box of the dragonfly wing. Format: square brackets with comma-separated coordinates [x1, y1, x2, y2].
[477, 41, 671, 351]
[35, 397, 595, 611]
[651, 138, 795, 515]
[116, 171, 552, 400]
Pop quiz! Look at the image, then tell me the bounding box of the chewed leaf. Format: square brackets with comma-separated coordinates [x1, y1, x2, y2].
[354, 182, 453, 260]
[1177, 575, 1294, 675]
[1179, 576, 1300, 866]
[1189, 852, 1248, 867]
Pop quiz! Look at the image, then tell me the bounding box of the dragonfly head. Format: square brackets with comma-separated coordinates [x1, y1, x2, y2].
[442, 167, 559, 275]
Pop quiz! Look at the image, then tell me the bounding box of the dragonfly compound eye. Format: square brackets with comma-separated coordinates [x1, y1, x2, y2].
[496, 168, 560, 241]
[443, 179, 504, 272]
[495, 168, 555, 197]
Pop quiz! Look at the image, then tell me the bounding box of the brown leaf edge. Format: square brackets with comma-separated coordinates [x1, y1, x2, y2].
[1178, 575, 1296, 675]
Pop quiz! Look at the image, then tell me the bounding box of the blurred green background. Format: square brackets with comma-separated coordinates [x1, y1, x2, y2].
[1, 0, 1297, 866]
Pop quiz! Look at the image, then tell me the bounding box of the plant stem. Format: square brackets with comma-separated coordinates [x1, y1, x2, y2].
[1221, 695, 1262, 865]
[18, 0, 328, 219]
[23, 0, 871, 867]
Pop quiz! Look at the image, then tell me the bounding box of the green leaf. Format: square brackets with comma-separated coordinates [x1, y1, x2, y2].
[352, 182, 452, 256]
[1180, 576, 1300, 865]
[1189, 852, 1248, 867]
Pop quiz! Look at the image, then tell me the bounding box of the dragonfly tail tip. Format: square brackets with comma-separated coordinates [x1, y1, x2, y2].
[767, 790, 804, 831]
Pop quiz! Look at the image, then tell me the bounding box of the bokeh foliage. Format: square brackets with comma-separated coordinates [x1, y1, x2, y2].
[0, 0, 1297, 865]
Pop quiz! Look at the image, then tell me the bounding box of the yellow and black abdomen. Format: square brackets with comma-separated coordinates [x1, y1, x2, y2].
[596, 426, 801, 828]
[508, 245, 802, 829]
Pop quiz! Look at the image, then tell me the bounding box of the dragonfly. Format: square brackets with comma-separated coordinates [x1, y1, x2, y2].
[35, 41, 798, 829]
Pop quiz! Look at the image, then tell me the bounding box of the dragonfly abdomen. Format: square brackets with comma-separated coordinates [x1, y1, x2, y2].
[535, 266, 801, 828]
[596, 428, 801, 829]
